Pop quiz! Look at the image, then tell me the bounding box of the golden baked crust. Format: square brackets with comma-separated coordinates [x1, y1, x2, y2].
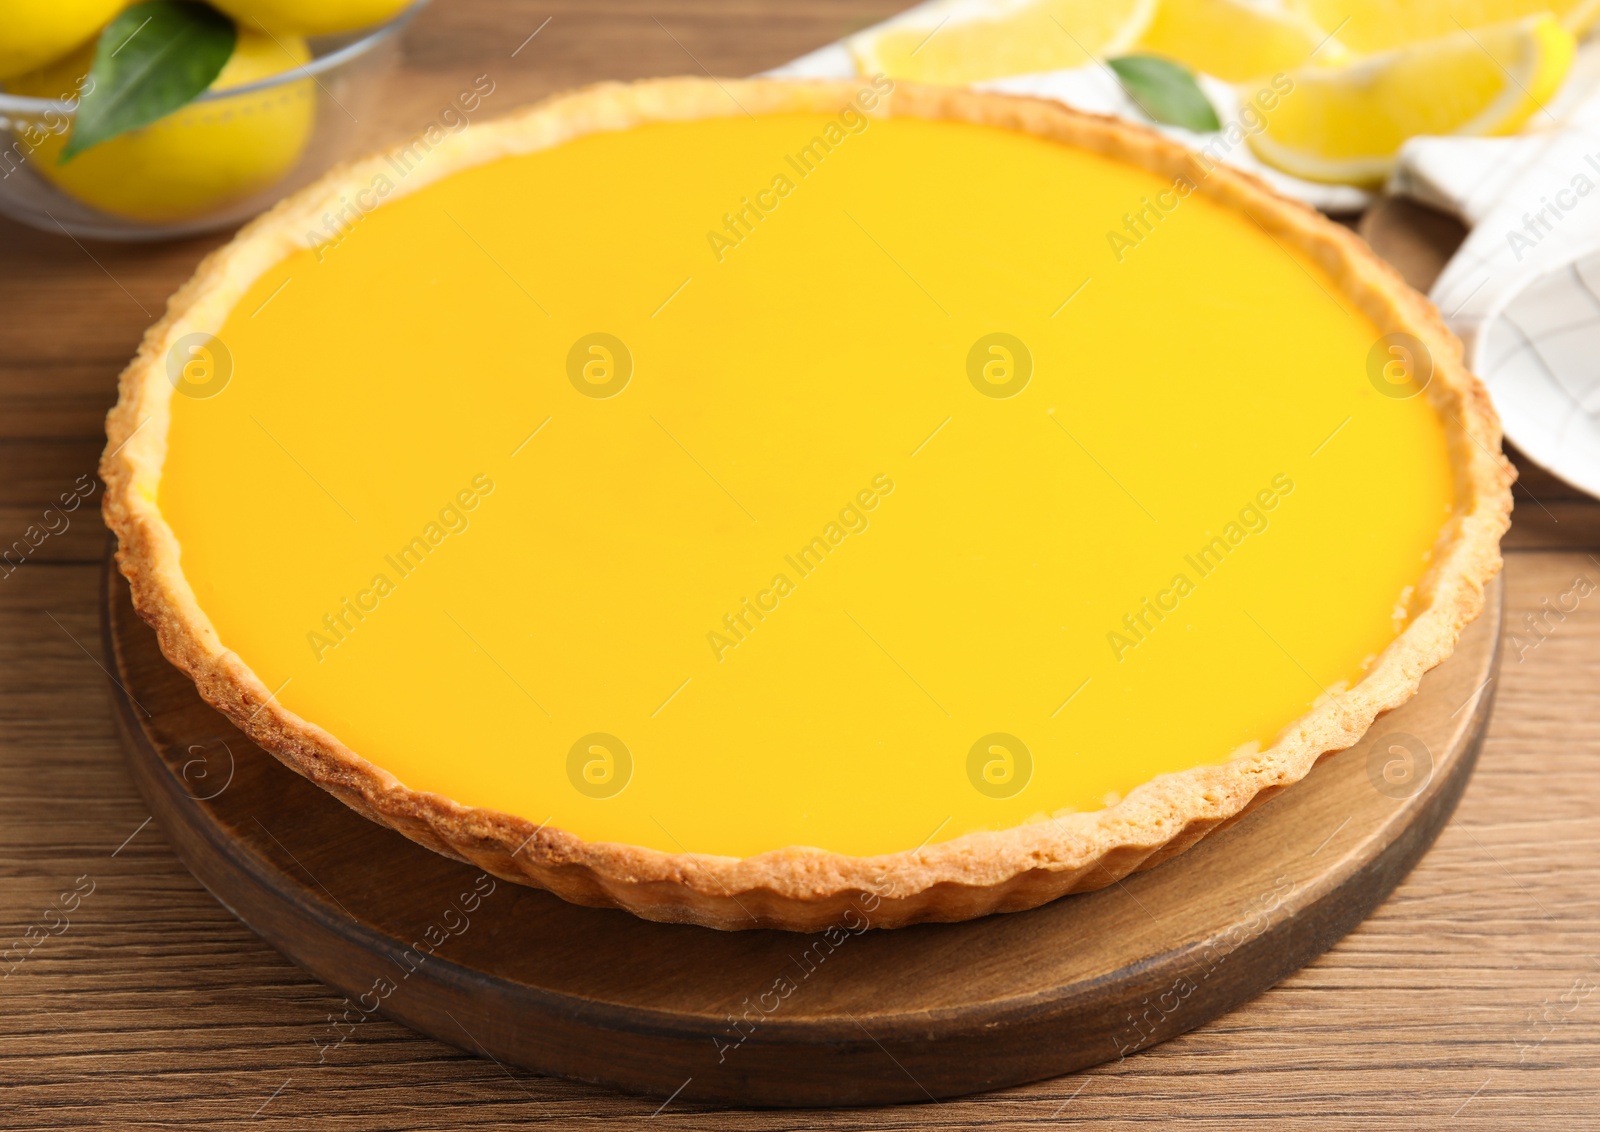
[101, 77, 1513, 931]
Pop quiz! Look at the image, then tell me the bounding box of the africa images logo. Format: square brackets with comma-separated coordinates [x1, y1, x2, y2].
[567, 733, 633, 799]
[966, 333, 1032, 398]
[566, 332, 632, 398]
[967, 733, 1032, 799]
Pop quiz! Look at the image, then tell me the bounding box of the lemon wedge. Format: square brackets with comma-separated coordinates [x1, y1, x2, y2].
[1248, 14, 1576, 186]
[1292, 0, 1600, 54]
[848, 0, 1157, 84]
[1139, 0, 1344, 82]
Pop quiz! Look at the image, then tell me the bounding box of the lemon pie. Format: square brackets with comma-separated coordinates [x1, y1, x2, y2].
[103, 78, 1511, 931]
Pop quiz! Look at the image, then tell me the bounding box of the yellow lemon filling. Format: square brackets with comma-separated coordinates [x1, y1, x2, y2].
[158, 112, 1455, 859]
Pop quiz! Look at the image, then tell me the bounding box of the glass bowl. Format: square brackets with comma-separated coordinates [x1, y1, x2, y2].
[0, 2, 425, 241]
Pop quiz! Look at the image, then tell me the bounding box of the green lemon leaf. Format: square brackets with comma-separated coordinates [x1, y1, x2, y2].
[1107, 54, 1221, 134]
[62, 0, 236, 162]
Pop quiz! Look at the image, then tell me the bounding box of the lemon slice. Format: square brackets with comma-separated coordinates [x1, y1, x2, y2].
[848, 0, 1158, 84]
[1292, 0, 1600, 54]
[1139, 0, 1344, 82]
[1248, 14, 1575, 186]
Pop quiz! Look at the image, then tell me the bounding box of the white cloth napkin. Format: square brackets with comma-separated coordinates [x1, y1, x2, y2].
[1390, 43, 1600, 496]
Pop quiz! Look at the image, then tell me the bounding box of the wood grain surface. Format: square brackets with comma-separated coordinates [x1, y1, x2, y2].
[2, 3, 1597, 1128]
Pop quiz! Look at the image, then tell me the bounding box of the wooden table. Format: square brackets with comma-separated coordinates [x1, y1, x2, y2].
[2, 3, 1596, 1127]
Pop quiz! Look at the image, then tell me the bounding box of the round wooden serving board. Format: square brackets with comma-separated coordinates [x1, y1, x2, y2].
[102, 552, 1503, 1107]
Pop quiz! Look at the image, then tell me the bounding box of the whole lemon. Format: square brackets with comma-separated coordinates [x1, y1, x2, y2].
[0, 0, 127, 80]
[208, 0, 412, 36]
[8, 31, 315, 222]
